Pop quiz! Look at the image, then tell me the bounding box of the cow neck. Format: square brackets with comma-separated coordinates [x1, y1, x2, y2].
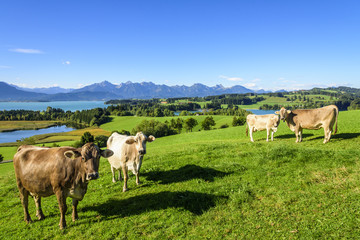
[285, 112, 296, 127]
[73, 156, 88, 186]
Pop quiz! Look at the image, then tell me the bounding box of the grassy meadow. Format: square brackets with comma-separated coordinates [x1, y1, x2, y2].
[0, 120, 61, 132]
[1, 110, 360, 238]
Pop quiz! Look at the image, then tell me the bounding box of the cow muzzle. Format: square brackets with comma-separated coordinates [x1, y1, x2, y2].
[86, 172, 99, 181]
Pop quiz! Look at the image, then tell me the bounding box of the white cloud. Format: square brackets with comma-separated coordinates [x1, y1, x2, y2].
[219, 75, 244, 82]
[9, 48, 44, 54]
[13, 83, 29, 88]
[244, 83, 257, 88]
[76, 83, 86, 88]
[62, 61, 71, 65]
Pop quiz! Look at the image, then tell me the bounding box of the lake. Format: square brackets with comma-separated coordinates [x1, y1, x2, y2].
[246, 109, 277, 115]
[0, 125, 74, 144]
[0, 101, 108, 112]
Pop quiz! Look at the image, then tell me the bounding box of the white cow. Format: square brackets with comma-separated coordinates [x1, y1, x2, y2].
[106, 132, 155, 192]
[246, 114, 280, 142]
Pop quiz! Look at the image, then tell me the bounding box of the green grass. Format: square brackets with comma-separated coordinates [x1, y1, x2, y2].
[1, 110, 360, 238]
[101, 115, 234, 133]
[0, 120, 61, 132]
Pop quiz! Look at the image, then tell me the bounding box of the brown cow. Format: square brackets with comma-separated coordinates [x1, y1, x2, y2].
[13, 143, 113, 229]
[275, 105, 339, 143]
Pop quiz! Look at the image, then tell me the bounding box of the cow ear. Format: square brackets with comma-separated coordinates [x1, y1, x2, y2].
[64, 150, 81, 159]
[147, 135, 155, 142]
[125, 137, 136, 144]
[287, 110, 292, 114]
[275, 111, 279, 114]
[101, 149, 114, 158]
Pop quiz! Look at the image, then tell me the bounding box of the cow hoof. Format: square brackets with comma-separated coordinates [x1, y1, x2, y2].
[25, 218, 33, 224]
[136, 182, 142, 185]
[112, 179, 116, 183]
[123, 188, 128, 192]
[36, 213, 45, 220]
[59, 222, 67, 229]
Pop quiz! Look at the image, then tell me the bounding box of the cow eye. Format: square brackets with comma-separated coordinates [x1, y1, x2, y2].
[82, 157, 85, 161]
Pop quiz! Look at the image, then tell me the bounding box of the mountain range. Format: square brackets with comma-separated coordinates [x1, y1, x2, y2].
[0, 80, 266, 102]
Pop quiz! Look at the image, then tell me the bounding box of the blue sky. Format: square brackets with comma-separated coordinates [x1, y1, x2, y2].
[1, 0, 360, 91]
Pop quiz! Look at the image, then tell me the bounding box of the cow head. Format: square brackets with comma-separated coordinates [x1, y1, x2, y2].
[275, 107, 291, 122]
[64, 143, 113, 181]
[125, 132, 155, 157]
[271, 114, 281, 132]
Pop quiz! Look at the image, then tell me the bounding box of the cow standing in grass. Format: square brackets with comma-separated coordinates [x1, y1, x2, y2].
[13, 143, 113, 229]
[246, 114, 281, 142]
[107, 132, 155, 192]
[275, 105, 339, 143]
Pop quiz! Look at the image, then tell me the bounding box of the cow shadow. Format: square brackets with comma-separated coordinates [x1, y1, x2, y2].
[82, 191, 227, 218]
[332, 133, 360, 140]
[306, 132, 360, 141]
[276, 133, 314, 139]
[142, 164, 229, 184]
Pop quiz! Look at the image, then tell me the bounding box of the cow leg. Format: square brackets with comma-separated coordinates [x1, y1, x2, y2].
[34, 195, 45, 220]
[295, 131, 299, 143]
[122, 166, 129, 192]
[55, 189, 67, 229]
[18, 186, 32, 224]
[72, 199, 79, 222]
[111, 166, 116, 183]
[324, 128, 332, 143]
[266, 128, 270, 142]
[299, 130, 303, 142]
[249, 127, 254, 142]
[271, 130, 275, 141]
[135, 160, 143, 185]
[294, 127, 301, 143]
[118, 169, 122, 181]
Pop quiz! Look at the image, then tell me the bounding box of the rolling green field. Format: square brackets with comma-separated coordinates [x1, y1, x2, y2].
[101, 115, 235, 133]
[1, 110, 360, 239]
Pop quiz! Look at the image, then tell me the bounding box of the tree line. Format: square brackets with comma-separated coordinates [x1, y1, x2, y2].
[0, 107, 110, 128]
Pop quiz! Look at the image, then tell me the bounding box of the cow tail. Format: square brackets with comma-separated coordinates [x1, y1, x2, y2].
[334, 105, 339, 134]
[246, 124, 248, 136]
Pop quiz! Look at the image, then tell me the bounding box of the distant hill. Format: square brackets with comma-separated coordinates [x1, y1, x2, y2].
[11, 84, 74, 94]
[2, 80, 359, 102]
[0, 80, 255, 101]
[0, 82, 47, 101]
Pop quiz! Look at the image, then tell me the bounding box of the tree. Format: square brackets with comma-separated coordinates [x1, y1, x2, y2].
[349, 99, 360, 110]
[80, 131, 94, 145]
[184, 118, 198, 132]
[232, 116, 246, 126]
[0, 154, 3, 162]
[171, 118, 183, 133]
[201, 116, 216, 130]
[180, 110, 189, 116]
[95, 135, 109, 148]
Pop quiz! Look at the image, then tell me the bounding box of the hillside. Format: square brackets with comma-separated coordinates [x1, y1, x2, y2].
[1, 110, 360, 238]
